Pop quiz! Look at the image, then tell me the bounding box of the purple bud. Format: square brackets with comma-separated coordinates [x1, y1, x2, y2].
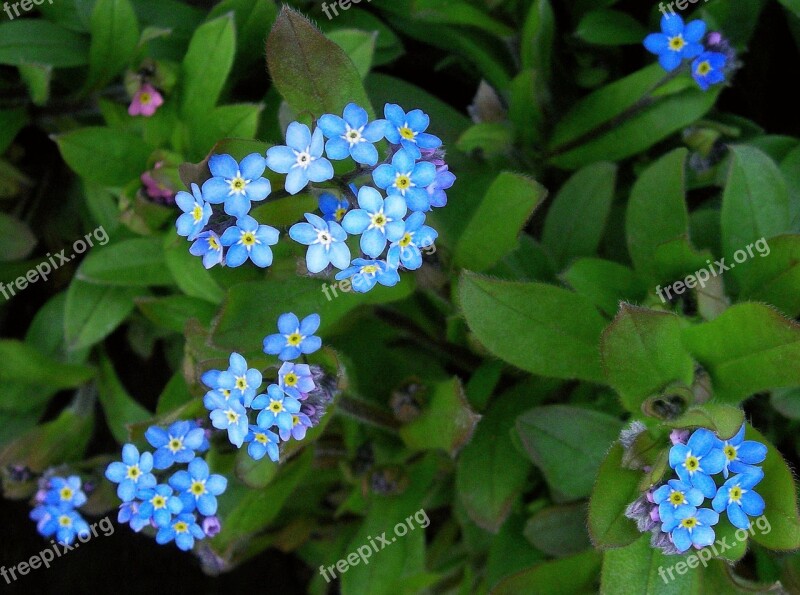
[707, 32, 722, 45]
[34, 489, 47, 504]
[650, 508, 660, 522]
[645, 489, 655, 504]
[202, 516, 221, 537]
[670, 429, 690, 445]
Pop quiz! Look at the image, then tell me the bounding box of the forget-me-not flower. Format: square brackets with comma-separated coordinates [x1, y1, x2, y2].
[145, 420, 207, 470]
[244, 425, 280, 462]
[318, 103, 386, 166]
[38, 505, 91, 545]
[692, 51, 727, 91]
[201, 153, 272, 217]
[652, 479, 704, 524]
[386, 212, 437, 270]
[662, 506, 719, 553]
[263, 313, 322, 361]
[289, 213, 351, 273]
[715, 424, 767, 478]
[643, 14, 705, 71]
[335, 258, 400, 293]
[383, 104, 442, 160]
[341, 186, 407, 257]
[208, 393, 249, 448]
[214, 352, 263, 406]
[712, 468, 766, 530]
[155, 512, 205, 551]
[43, 476, 87, 508]
[319, 192, 350, 223]
[168, 457, 228, 516]
[252, 384, 301, 432]
[175, 183, 212, 241]
[279, 412, 313, 442]
[189, 231, 224, 269]
[266, 122, 334, 194]
[372, 149, 436, 212]
[134, 484, 183, 528]
[105, 444, 157, 502]
[668, 428, 726, 498]
[220, 215, 279, 268]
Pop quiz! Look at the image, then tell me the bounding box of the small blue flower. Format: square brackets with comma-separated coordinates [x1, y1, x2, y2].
[341, 186, 407, 257]
[652, 479, 704, 524]
[252, 384, 302, 432]
[335, 258, 400, 293]
[692, 51, 727, 91]
[220, 215, 279, 268]
[208, 395, 249, 448]
[383, 104, 442, 160]
[201, 153, 272, 217]
[427, 163, 456, 208]
[175, 183, 212, 241]
[145, 421, 207, 470]
[168, 458, 228, 516]
[105, 444, 157, 502]
[289, 212, 351, 273]
[643, 14, 705, 71]
[135, 484, 183, 528]
[263, 312, 322, 361]
[213, 352, 263, 406]
[715, 424, 767, 478]
[668, 428, 726, 498]
[278, 361, 315, 399]
[155, 512, 205, 551]
[37, 505, 91, 545]
[244, 425, 280, 462]
[266, 122, 334, 195]
[189, 231, 224, 269]
[386, 212, 437, 271]
[712, 469, 766, 530]
[372, 149, 436, 212]
[662, 506, 719, 553]
[318, 103, 387, 166]
[279, 412, 312, 442]
[43, 476, 87, 508]
[319, 192, 350, 222]
[117, 501, 138, 526]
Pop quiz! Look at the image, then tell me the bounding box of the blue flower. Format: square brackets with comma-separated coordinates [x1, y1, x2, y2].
[189, 231, 224, 269]
[341, 186, 407, 257]
[279, 412, 312, 442]
[289, 212, 351, 273]
[208, 395, 249, 448]
[266, 122, 334, 194]
[263, 312, 322, 361]
[715, 424, 767, 478]
[426, 162, 456, 208]
[318, 103, 386, 166]
[220, 215, 279, 268]
[278, 362, 315, 399]
[668, 428, 726, 498]
[372, 149, 436, 212]
[253, 384, 301, 432]
[662, 506, 719, 553]
[213, 352, 263, 406]
[643, 14, 705, 71]
[145, 421, 207, 470]
[135, 484, 183, 528]
[692, 51, 727, 91]
[652, 479, 704, 524]
[244, 425, 280, 462]
[386, 212, 437, 271]
[319, 192, 349, 222]
[37, 505, 91, 545]
[201, 153, 272, 217]
[383, 104, 442, 160]
[175, 183, 212, 241]
[105, 444, 157, 502]
[335, 258, 400, 293]
[155, 512, 205, 551]
[168, 458, 228, 516]
[43, 476, 87, 508]
[712, 469, 766, 529]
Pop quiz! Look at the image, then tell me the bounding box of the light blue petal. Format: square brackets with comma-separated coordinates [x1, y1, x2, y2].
[306, 158, 334, 183]
[683, 20, 706, 43]
[342, 209, 371, 234]
[344, 103, 368, 128]
[265, 146, 297, 174]
[299, 313, 320, 335]
[278, 312, 300, 334]
[208, 154, 238, 179]
[351, 142, 378, 166]
[286, 122, 312, 150]
[372, 164, 396, 189]
[325, 137, 351, 160]
[361, 227, 387, 257]
[658, 51, 682, 72]
[224, 193, 251, 218]
[328, 241, 351, 270]
[740, 491, 765, 516]
[226, 244, 248, 268]
[691, 525, 715, 548]
[244, 178, 271, 202]
[671, 527, 692, 552]
[249, 244, 273, 268]
[691, 472, 717, 499]
[358, 186, 384, 212]
[727, 503, 750, 529]
[201, 177, 230, 204]
[737, 441, 767, 464]
[284, 167, 308, 195]
[643, 33, 669, 54]
[239, 153, 266, 179]
[384, 195, 407, 220]
[306, 243, 331, 273]
[318, 114, 347, 137]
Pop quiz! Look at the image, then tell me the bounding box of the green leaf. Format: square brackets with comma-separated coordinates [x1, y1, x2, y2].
[77, 237, 174, 287]
[0, 20, 89, 67]
[521, 0, 555, 82]
[0, 108, 28, 153]
[136, 295, 217, 333]
[207, 0, 277, 73]
[459, 272, 607, 382]
[626, 148, 696, 280]
[542, 162, 616, 269]
[411, 0, 514, 38]
[0, 340, 94, 389]
[737, 234, 800, 316]
[561, 259, 644, 318]
[575, 9, 647, 45]
[457, 382, 545, 532]
[86, 0, 139, 90]
[682, 303, 800, 403]
[667, 404, 745, 441]
[588, 443, 641, 549]
[601, 305, 695, 414]
[163, 233, 225, 305]
[400, 377, 481, 457]
[454, 172, 547, 271]
[156, 371, 192, 415]
[456, 122, 513, 157]
[64, 280, 139, 350]
[492, 549, 602, 595]
[516, 405, 623, 501]
[0, 213, 36, 262]
[266, 6, 372, 118]
[327, 29, 376, 79]
[180, 14, 236, 118]
[524, 503, 592, 557]
[18, 64, 51, 106]
[55, 127, 152, 186]
[96, 352, 151, 443]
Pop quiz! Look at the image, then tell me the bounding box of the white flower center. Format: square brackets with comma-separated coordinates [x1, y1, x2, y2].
[316, 228, 333, 246]
[343, 124, 365, 146]
[294, 149, 315, 170]
[227, 172, 250, 195]
[369, 210, 390, 231]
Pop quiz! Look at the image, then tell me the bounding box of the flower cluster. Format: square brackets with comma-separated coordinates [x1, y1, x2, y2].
[203, 312, 335, 463]
[174, 102, 452, 293]
[643, 14, 733, 91]
[105, 421, 224, 551]
[628, 425, 767, 554]
[30, 475, 91, 545]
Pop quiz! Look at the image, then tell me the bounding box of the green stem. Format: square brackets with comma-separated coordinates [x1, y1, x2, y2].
[336, 394, 400, 432]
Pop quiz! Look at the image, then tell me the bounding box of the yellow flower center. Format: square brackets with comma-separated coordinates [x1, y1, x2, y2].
[696, 60, 712, 76]
[228, 176, 247, 194]
[152, 495, 167, 509]
[174, 521, 189, 533]
[255, 433, 268, 444]
[168, 438, 183, 453]
[192, 205, 204, 222]
[684, 455, 699, 472]
[241, 231, 257, 247]
[291, 415, 300, 426]
[235, 376, 247, 390]
[395, 175, 412, 191]
[140, 92, 152, 104]
[680, 517, 698, 529]
[371, 212, 387, 228]
[724, 445, 737, 461]
[269, 401, 284, 413]
[190, 480, 206, 496]
[284, 373, 298, 387]
[669, 35, 686, 51]
[127, 465, 141, 480]
[360, 265, 378, 275]
[208, 236, 220, 250]
[729, 486, 743, 502]
[287, 332, 303, 346]
[221, 389, 231, 399]
[334, 207, 347, 221]
[398, 233, 413, 248]
[226, 409, 240, 423]
[59, 515, 72, 528]
[669, 491, 686, 506]
[399, 126, 416, 140]
[60, 487, 74, 501]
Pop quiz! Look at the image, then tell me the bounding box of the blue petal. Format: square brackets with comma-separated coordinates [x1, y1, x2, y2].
[105, 462, 126, 483]
[325, 137, 351, 160]
[122, 444, 139, 465]
[318, 114, 346, 138]
[208, 154, 238, 179]
[695, 508, 719, 526]
[239, 153, 266, 179]
[319, 193, 340, 215]
[688, 429, 716, 456]
[701, 448, 726, 474]
[643, 33, 668, 54]
[285, 167, 308, 195]
[201, 177, 230, 204]
[244, 178, 271, 202]
[306, 243, 330, 273]
[737, 441, 767, 464]
[661, 13, 684, 37]
[692, 472, 717, 499]
[197, 494, 217, 516]
[372, 164, 396, 189]
[286, 122, 312, 150]
[342, 209, 371, 234]
[658, 51, 682, 72]
[328, 241, 351, 270]
[278, 312, 300, 334]
[307, 158, 334, 183]
[351, 142, 379, 166]
[249, 244, 273, 268]
[671, 527, 692, 552]
[224, 193, 250, 218]
[405, 188, 431, 212]
[263, 334, 286, 355]
[384, 195, 407, 221]
[344, 103, 368, 128]
[416, 132, 441, 150]
[384, 103, 405, 127]
[145, 426, 169, 448]
[358, 186, 384, 212]
[300, 335, 322, 354]
[300, 313, 320, 335]
[265, 146, 296, 174]
[740, 490, 765, 516]
[683, 20, 706, 43]
[405, 109, 429, 132]
[691, 525, 715, 548]
[361, 227, 387, 258]
[727, 503, 750, 529]
[226, 244, 248, 267]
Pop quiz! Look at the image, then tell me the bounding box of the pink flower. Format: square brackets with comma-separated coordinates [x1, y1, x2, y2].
[140, 161, 176, 203]
[670, 429, 690, 445]
[128, 84, 164, 117]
